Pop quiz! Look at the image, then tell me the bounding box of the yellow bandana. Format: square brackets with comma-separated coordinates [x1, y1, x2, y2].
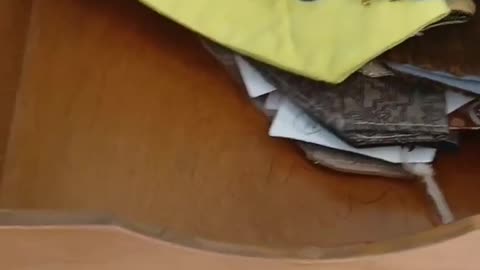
[140, 0, 449, 83]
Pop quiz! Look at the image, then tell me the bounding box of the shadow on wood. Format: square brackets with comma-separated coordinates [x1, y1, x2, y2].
[1, 211, 480, 269]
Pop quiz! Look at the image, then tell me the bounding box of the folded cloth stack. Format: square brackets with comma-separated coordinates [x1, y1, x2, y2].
[141, 0, 480, 224]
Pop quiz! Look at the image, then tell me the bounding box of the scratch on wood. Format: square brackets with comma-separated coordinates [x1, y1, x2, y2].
[336, 192, 354, 220]
[282, 162, 295, 184]
[265, 157, 274, 185]
[352, 189, 390, 205]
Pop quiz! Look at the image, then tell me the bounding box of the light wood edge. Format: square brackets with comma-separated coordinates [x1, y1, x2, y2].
[0, 210, 479, 260]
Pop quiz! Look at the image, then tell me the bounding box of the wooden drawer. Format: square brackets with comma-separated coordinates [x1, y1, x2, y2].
[0, 1, 479, 269]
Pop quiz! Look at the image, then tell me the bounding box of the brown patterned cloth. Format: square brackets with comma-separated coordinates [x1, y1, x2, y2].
[251, 60, 450, 147]
[383, 2, 480, 77]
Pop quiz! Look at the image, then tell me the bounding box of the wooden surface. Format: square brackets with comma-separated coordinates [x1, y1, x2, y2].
[1, 213, 480, 270]
[0, 0, 31, 173]
[1, 0, 480, 248]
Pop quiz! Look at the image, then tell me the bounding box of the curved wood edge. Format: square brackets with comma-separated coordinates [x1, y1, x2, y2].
[0, 210, 479, 260]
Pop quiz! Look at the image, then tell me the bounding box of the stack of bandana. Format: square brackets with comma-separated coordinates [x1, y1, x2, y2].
[141, 0, 479, 224]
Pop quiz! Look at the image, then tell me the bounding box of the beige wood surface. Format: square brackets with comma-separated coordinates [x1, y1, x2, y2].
[1, 212, 480, 270]
[1, 0, 480, 249]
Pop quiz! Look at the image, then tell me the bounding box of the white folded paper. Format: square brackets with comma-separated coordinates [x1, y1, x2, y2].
[235, 55, 276, 98]
[446, 90, 475, 113]
[269, 100, 437, 164]
[389, 63, 480, 96]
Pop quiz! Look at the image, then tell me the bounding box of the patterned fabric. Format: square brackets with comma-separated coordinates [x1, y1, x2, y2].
[251, 60, 451, 147]
[383, 3, 480, 76]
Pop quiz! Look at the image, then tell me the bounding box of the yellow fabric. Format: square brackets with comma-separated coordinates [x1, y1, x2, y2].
[140, 0, 449, 83]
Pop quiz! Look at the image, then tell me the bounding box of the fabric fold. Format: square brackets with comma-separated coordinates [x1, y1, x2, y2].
[141, 0, 449, 83]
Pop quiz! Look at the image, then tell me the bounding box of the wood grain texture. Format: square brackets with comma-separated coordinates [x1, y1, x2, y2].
[1, 215, 480, 270]
[0, 0, 31, 173]
[1, 0, 480, 248]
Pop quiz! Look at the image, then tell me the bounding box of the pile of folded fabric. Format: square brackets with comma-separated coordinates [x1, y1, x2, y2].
[140, 0, 479, 224]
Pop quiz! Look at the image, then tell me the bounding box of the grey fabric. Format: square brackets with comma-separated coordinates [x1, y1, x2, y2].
[299, 143, 413, 179]
[203, 40, 243, 85]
